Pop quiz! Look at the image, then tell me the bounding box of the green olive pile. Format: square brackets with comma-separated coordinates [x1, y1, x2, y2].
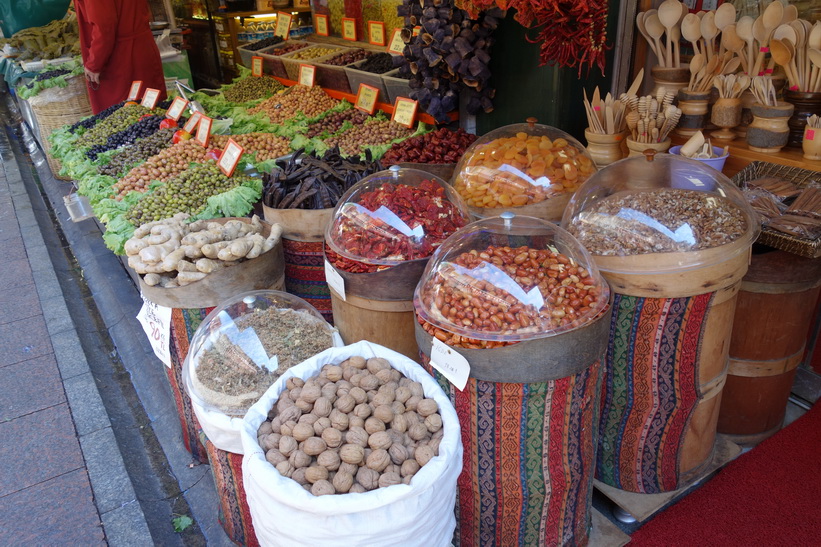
[324, 118, 415, 156]
[324, 48, 372, 66]
[306, 109, 369, 138]
[114, 140, 212, 199]
[223, 76, 286, 103]
[76, 105, 151, 148]
[125, 161, 247, 225]
[288, 46, 339, 60]
[98, 127, 176, 177]
[249, 85, 340, 124]
[211, 132, 291, 162]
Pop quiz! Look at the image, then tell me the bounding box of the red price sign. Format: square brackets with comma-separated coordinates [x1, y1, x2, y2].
[342, 17, 357, 41]
[251, 56, 264, 76]
[368, 21, 386, 46]
[141, 88, 161, 109]
[165, 97, 189, 121]
[387, 28, 405, 55]
[218, 138, 245, 177]
[127, 81, 143, 101]
[299, 64, 316, 87]
[315, 14, 329, 36]
[355, 83, 380, 114]
[391, 97, 418, 128]
[275, 12, 293, 38]
[195, 115, 212, 147]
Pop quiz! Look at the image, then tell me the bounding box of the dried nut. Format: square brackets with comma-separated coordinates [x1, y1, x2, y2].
[417, 399, 439, 417]
[292, 467, 308, 486]
[429, 436, 442, 453]
[339, 462, 358, 475]
[342, 366, 357, 381]
[270, 416, 283, 434]
[386, 428, 404, 445]
[265, 448, 287, 466]
[305, 465, 329, 484]
[356, 466, 380, 490]
[313, 416, 331, 436]
[432, 427, 444, 440]
[348, 356, 367, 369]
[408, 423, 429, 441]
[340, 443, 365, 465]
[317, 449, 341, 471]
[311, 479, 335, 496]
[261, 433, 280, 451]
[292, 422, 314, 442]
[321, 382, 338, 401]
[405, 395, 422, 411]
[401, 459, 420, 477]
[353, 403, 372, 419]
[391, 370, 401, 382]
[364, 416, 386, 434]
[350, 483, 367, 493]
[375, 368, 393, 384]
[389, 443, 409, 465]
[321, 427, 343, 448]
[303, 484, 313, 492]
[373, 404, 395, 423]
[366, 449, 391, 472]
[403, 411, 421, 426]
[346, 426, 369, 447]
[409, 382, 424, 397]
[301, 383, 322, 404]
[279, 405, 302, 424]
[415, 445, 435, 466]
[279, 435, 298, 456]
[325, 365, 343, 382]
[349, 416, 365, 429]
[298, 413, 319, 425]
[289, 387, 302, 402]
[286, 377, 305, 390]
[258, 422, 273, 436]
[276, 396, 294, 413]
[391, 401, 406, 415]
[332, 470, 354, 493]
[349, 386, 367, 404]
[359, 374, 379, 391]
[280, 421, 294, 437]
[379, 472, 402, 488]
[349, 373, 364, 387]
[313, 397, 333, 417]
[329, 409, 350, 431]
[391, 414, 409, 433]
[367, 357, 391, 374]
[399, 378, 412, 387]
[334, 394, 356, 413]
[289, 449, 311, 469]
[295, 398, 314, 412]
[303, 436, 328, 456]
[395, 386, 412, 404]
[336, 380, 352, 394]
[368, 430, 393, 450]
[276, 460, 295, 478]
[425, 414, 443, 433]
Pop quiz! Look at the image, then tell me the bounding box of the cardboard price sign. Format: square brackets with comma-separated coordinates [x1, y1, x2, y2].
[136, 294, 172, 368]
[195, 115, 213, 147]
[218, 138, 245, 177]
[127, 81, 143, 101]
[251, 56, 264, 76]
[183, 111, 202, 134]
[299, 64, 316, 87]
[355, 83, 380, 114]
[342, 17, 357, 41]
[141, 88, 161, 109]
[387, 28, 405, 55]
[368, 21, 386, 46]
[315, 14, 329, 36]
[275, 12, 292, 39]
[391, 97, 418, 128]
[165, 97, 189, 121]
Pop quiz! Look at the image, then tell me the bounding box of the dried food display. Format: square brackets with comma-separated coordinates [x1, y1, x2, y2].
[249, 85, 340, 123]
[381, 127, 476, 165]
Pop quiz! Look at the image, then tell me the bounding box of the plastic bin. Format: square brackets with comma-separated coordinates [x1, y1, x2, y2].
[313, 55, 364, 93]
[255, 40, 312, 78]
[280, 45, 349, 82]
[345, 60, 388, 100]
[381, 68, 412, 104]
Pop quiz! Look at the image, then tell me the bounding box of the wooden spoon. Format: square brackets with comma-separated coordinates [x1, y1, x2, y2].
[714, 2, 736, 31]
[682, 13, 703, 58]
[645, 12, 668, 67]
[636, 11, 655, 57]
[688, 53, 705, 90]
[736, 16, 755, 74]
[658, 0, 683, 72]
[781, 4, 798, 25]
[808, 24, 821, 91]
[808, 48, 821, 93]
[770, 38, 799, 89]
[722, 25, 749, 74]
[700, 11, 718, 61]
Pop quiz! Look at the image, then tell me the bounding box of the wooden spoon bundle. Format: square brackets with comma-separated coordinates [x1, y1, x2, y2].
[714, 74, 751, 99]
[769, 20, 821, 92]
[750, 76, 778, 106]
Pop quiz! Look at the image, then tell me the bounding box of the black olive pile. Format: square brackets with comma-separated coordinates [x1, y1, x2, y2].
[75, 105, 151, 148]
[243, 35, 284, 51]
[86, 115, 172, 161]
[324, 48, 372, 66]
[97, 127, 177, 177]
[356, 53, 399, 74]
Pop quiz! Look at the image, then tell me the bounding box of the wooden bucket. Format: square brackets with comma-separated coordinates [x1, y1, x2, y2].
[718, 250, 821, 444]
[326, 257, 427, 361]
[263, 205, 334, 323]
[594, 240, 750, 493]
[416, 305, 612, 546]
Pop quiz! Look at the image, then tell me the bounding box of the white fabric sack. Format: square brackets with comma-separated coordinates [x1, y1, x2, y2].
[192, 332, 344, 454]
[240, 340, 463, 547]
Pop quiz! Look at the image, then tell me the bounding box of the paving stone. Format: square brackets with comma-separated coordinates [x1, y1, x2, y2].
[0, 404, 84, 497]
[25, 243, 53, 272]
[100, 501, 153, 547]
[0, 283, 40, 325]
[1, 235, 27, 261]
[64, 373, 109, 436]
[42, 299, 75, 336]
[0, 314, 52, 368]
[0, 257, 33, 291]
[80, 427, 138, 513]
[50, 328, 89, 380]
[0, 354, 65, 422]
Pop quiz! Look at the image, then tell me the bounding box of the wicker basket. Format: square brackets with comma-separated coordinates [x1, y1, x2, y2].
[27, 74, 93, 180]
[732, 161, 821, 258]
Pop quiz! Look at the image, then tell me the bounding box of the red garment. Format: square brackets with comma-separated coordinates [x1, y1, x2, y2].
[75, 0, 167, 113]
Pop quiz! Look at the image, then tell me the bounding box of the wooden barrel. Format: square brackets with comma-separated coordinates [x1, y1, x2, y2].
[718, 250, 821, 444]
[326, 258, 425, 361]
[593, 241, 750, 493]
[416, 305, 612, 546]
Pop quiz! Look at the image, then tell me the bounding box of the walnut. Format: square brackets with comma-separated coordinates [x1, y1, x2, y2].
[313, 416, 331, 436]
[390, 414, 408, 433]
[349, 373, 364, 387]
[399, 377, 412, 387]
[379, 472, 402, 488]
[276, 460, 294, 478]
[325, 365, 343, 382]
[353, 403, 372, 420]
[345, 426, 369, 447]
[372, 391, 395, 407]
[366, 357, 391, 374]
[320, 383, 338, 402]
[349, 386, 367, 405]
[303, 436, 327, 456]
[338, 462, 358, 475]
[425, 414, 443, 433]
[286, 377, 305, 390]
[311, 479, 335, 496]
[388, 443, 409, 465]
[279, 435, 298, 457]
[336, 380, 353, 395]
[348, 356, 367, 369]
[298, 413, 319, 425]
[265, 448, 287, 466]
[417, 399, 439, 417]
[313, 397, 333, 417]
[408, 423, 429, 441]
[401, 459, 420, 477]
[305, 465, 329, 484]
[366, 449, 390, 472]
[415, 445, 435, 467]
[386, 428, 404, 445]
[300, 382, 322, 404]
[342, 366, 357, 382]
[348, 416, 365, 429]
[364, 416, 386, 435]
[429, 436, 442, 453]
[359, 373, 379, 391]
[316, 376, 331, 387]
[350, 483, 367, 494]
[332, 470, 354, 493]
[329, 409, 349, 431]
[276, 396, 295, 414]
[408, 382, 424, 398]
[292, 422, 315, 442]
[321, 427, 343, 448]
[291, 467, 308, 486]
[270, 416, 282, 434]
[257, 421, 273, 436]
[373, 404, 394, 424]
[261, 433, 280, 451]
[368, 430, 392, 450]
[289, 449, 311, 469]
[391, 401, 406, 416]
[375, 368, 393, 385]
[280, 420, 295, 437]
[402, 475, 413, 485]
[340, 443, 365, 465]
[289, 387, 302, 402]
[405, 395, 422, 412]
[395, 386, 412, 404]
[279, 405, 302, 424]
[390, 369, 402, 382]
[317, 449, 341, 471]
[356, 467, 380, 490]
[334, 394, 356, 413]
[295, 398, 314, 413]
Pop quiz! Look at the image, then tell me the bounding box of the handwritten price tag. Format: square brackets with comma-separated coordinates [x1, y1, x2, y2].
[196, 115, 212, 147]
[183, 111, 202, 134]
[218, 138, 245, 177]
[165, 97, 189, 121]
[315, 14, 329, 36]
[324, 260, 346, 301]
[368, 21, 386, 46]
[430, 338, 470, 391]
[342, 17, 357, 41]
[251, 56, 264, 76]
[299, 64, 316, 87]
[392, 97, 418, 128]
[355, 83, 380, 114]
[141, 88, 161, 109]
[275, 12, 293, 38]
[137, 294, 172, 368]
[127, 81, 143, 101]
[387, 28, 405, 55]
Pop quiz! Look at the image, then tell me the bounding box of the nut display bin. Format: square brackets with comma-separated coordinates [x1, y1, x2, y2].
[256, 40, 312, 78]
[345, 60, 389, 100]
[280, 45, 349, 82]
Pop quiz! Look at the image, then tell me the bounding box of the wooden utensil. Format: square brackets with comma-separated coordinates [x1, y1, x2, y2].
[658, 0, 682, 71]
[682, 13, 703, 58]
[808, 48, 821, 92]
[736, 16, 755, 74]
[680, 130, 706, 158]
[700, 11, 718, 61]
[722, 24, 749, 74]
[688, 54, 705, 90]
[645, 12, 668, 67]
[771, 38, 800, 89]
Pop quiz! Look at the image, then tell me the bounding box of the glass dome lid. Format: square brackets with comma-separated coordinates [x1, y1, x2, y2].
[183, 290, 337, 416]
[414, 213, 610, 342]
[561, 152, 760, 273]
[452, 118, 597, 217]
[325, 166, 471, 266]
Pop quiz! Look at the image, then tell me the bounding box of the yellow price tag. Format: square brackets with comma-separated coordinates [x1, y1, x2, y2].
[275, 12, 293, 38]
[355, 84, 380, 114]
[315, 14, 329, 36]
[251, 56, 264, 76]
[387, 28, 405, 55]
[391, 97, 418, 128]
[299, 64, 316, 87]
[368, 21, 386, 46]
[342, 17, 357, 41]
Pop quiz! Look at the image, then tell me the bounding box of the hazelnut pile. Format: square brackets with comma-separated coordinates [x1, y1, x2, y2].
[256, 356, 444, 496]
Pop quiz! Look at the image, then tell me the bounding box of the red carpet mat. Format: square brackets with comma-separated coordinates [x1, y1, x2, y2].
[630, 402, 821, 546]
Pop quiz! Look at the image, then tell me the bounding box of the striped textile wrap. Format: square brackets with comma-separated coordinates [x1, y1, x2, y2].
[422, 354, 602, 547]
[596, 292, 712, 494]
[201, 432, 259, 547]
[281, 239, 333, 324]
[168, 307, 214, 464]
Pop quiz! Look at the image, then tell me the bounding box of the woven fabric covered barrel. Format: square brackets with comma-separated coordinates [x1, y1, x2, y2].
[718, 250, 821, 444]
[200, 432, 259, 547]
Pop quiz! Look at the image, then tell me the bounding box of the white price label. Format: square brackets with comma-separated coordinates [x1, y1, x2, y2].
[166, 97, 188, 120]
[430, 338, 470, 391]
[136, 294, 172, 368]
[218, 138, 244, 177]
[141, 88, 161, 109]
[127, 80, 142, 101]
[324, 260, 346, 301]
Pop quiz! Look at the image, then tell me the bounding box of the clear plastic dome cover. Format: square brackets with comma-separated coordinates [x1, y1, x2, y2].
[414, 213, 611, 342]
[183, 290, 337, 416]
[325, 166, 471, 266]
[452, 119, 597, 218]
[561, 153, 760, 273]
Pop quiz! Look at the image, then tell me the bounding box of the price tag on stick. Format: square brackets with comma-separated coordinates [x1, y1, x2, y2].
[183, 111, 202, 134]
[324, 260, 346, 301]
[195, 115, 212, 147]
[392, 97, 418, 128]
[218, 138, 245, 177]
[275, 12, 293, 39]
[387, 28, 405, 55]
[165, 97, 189, 121]
[315, 14, 329, 36]
[127, 81, 143, 101]
[355, 83, 380, 114]
[136, 294, 172, 368]
[299, 64, 316, 87]
[251, 56, 264, 77]
[368, 21, 386, 46]
[141, 88, 161, 109]
[342, 17, 357, 41]
[430, 338, 470, 391]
